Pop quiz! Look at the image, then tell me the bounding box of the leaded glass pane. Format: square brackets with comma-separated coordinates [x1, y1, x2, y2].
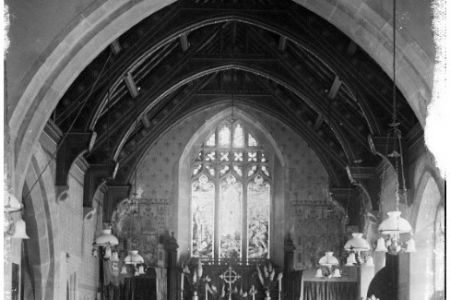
[261, 153, 267, 162]
[261, 165, 270, 176]
[234, 152, 243, 162]
[219, 125, 231, 146]
[248, 133, 258, 147]
[248, 165, 257, 177]
[220, 152, 229, 161]
[206, 151, 215, 161]
[233, 165, 242, 177]
[219, 175, 242, 260]
[233, 124, 245, 147]
[206, 133, 216, 146]
[219, 165, 230, 175]
[191, 175, 215, 259]
[248, 152, 257, 162]
[193, 164, 202, 176]
[247, 175, 270, 260]
[205, 165, 215, 176]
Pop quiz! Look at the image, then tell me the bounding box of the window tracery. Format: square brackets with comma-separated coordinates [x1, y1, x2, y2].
[191, 120, 271, 263]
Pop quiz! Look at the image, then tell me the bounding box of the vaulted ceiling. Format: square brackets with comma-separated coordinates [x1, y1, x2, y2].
[50, 0, 420, 216]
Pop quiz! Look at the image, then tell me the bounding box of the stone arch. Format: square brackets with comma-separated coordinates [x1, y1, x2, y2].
[9, 0, 431, 199]
[409, 173, 443, 300]
[177, 107, 287, 264]
[21, 147, 57, 300]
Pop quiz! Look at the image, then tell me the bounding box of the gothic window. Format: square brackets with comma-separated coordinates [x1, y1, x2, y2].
[191, 120, 271, 264]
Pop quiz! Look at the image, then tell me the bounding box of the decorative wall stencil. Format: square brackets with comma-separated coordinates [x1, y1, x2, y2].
[291, 200, 346, 270]
[111, 198, 170, 265]
[136, 107, 331, 267]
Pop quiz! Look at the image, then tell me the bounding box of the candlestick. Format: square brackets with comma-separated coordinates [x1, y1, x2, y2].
[180, 273, 184, 300]
[249, 285, 257, 300]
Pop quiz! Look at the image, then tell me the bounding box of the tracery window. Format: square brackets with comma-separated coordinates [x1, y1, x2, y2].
[191, 121, 271, 264]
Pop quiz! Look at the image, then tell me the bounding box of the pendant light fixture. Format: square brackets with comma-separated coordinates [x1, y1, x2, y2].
[317, 207, 340, 277]
[344, 232, 371, 264]
[94, 71, 120, 260]
[123, 78, 145, 276]
[375, 0, 415, 255]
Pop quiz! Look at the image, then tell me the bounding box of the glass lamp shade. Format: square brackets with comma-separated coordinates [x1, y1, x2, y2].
[345, 252, 357, 266]
[111, 251, 119, 262]
[104, 246, 112, 259]
[4, 193, 23, 212]
[95, 229, 119, 246]
[121, 265, 128, 275]
[406, 238, 416, 253]
[374, 237, 388, 252]
[319, 252, 339, 266]
[315, 268, 323, 278]
[12, 218, 30, 239]
[378, 211, 412, 234]
[138, 265, 145, 275]
[344, 233, 371, 252]
[124, 250, 144, 265]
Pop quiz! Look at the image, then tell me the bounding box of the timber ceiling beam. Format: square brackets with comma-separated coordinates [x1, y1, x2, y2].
[91, 57, 359, 165]
[248, 27, 370, 150]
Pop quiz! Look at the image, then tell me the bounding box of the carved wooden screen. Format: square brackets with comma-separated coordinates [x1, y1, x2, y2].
[191, 120, 271, 264]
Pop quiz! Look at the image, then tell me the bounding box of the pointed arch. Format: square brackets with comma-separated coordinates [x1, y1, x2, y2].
[177, 107, 287, 264]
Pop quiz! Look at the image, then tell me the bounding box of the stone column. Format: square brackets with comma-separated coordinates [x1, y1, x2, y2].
[284, 233, 295, 273]
[166, 232, 179, 300]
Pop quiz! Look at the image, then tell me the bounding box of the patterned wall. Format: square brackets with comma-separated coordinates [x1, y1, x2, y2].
[111, 107, 346, 269]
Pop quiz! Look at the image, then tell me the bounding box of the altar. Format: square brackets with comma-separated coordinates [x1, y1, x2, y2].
[300, 268, 358, 300]
[180, 261, 283, 300]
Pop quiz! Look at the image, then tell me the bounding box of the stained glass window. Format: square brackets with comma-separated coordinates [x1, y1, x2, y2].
[206, 133, 216, 147]
[219, 175, 242, 259]
[219, 125, 231, 146]
[191, 175, 215, 259]
[247, 175, 270, 260]
[191, 120, 271, 263]
[233, 124, 245, 147]
[248, 133, 258, 147]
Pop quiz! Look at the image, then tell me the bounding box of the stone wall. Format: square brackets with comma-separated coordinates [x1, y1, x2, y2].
[5, 130, 101, 300]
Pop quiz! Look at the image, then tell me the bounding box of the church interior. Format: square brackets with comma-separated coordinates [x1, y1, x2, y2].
[3, 0, 446, 300]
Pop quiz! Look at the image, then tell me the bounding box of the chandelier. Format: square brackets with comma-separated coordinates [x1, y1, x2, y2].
[316, 207, 341, 278]
[120, 77, 145, 277]
[374, 0, 415, 255]
[344, 232, 371, 265]
[94, 227, 119, 259]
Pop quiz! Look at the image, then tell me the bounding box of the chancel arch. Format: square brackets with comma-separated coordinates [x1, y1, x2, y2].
[409, 173, 445, 300]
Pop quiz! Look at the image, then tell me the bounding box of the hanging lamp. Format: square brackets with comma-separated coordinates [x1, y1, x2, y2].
[344, 232, 371, 264]
[93, 68, 120, 260]
[375, 0, 414, 255]
[11, 218, 30, 240]
[344, 233, 370, 252]
[122, 78, 145, 276]
[317, 206, 340, 277]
